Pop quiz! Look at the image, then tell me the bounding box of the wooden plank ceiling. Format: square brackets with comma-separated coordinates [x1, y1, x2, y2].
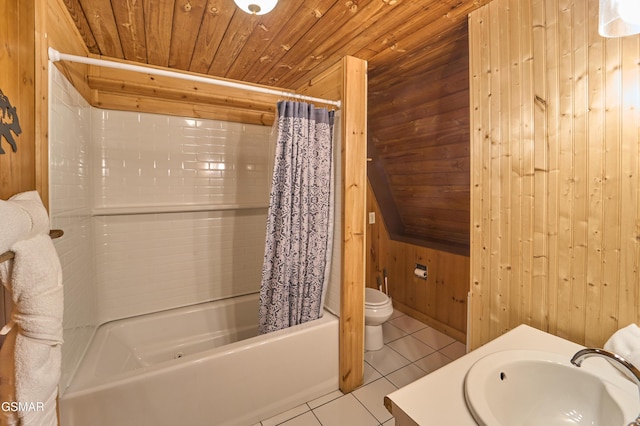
[62, 0, 489, 251]
[61, 0, 487, 90]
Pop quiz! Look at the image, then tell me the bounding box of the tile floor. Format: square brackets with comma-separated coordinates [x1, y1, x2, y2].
[254, 310, 467, 426]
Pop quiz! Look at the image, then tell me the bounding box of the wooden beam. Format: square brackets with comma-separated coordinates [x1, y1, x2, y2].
[87, 75, 277, 115]
[298, 56, 368, 393]
[338, 56, 367, 393]
[35, 0, 48, 210]
[80, 59, 285, 124]
[92, 91, 275, 125]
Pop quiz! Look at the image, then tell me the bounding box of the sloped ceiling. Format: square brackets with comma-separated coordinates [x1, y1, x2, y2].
[61, 0, 487, 89]
[369, 20, 471, 254]
[61, 0, 488, 251]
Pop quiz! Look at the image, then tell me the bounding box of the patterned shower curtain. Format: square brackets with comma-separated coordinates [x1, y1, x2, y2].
[258, 101, 335, 334]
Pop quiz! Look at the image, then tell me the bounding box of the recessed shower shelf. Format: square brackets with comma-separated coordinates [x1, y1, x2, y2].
[92, 203, 269, 216]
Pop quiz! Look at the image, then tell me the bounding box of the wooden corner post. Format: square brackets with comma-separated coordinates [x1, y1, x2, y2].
[339, 56, 367, 393]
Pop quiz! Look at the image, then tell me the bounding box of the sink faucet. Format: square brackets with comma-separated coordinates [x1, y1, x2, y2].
[571, 348, 640, 426]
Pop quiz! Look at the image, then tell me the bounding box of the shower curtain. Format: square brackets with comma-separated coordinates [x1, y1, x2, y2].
[258, 101, 335, 334]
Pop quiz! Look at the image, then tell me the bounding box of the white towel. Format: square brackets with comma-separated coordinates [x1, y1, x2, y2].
[0, 198, 31, 254]
[8, 191, 51, 236]
[0, 191, 50, 253]
[7, 235, 63, 343]
[0, 191, 62, 426]
[604, 323, 640, 382]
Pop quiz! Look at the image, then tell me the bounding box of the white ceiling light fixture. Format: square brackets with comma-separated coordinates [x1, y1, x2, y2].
[233, 0, 278, 15]
[599, 0, 640, 37]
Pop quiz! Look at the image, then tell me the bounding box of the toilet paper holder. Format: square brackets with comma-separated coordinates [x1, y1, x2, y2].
[414, 263, 428, 280]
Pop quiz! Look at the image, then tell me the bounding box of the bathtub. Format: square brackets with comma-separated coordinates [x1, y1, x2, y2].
[60, 293, 339, 426]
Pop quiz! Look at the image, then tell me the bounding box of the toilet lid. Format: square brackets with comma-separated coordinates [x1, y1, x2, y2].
[365, 287, 389, 306]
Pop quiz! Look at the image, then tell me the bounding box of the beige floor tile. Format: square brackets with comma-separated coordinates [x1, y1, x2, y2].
[440, 341, 467, 360]
[387, 335, 436, 362]
[388, 315, 428, 334]
[352, 377, 397, 423]
[261, 403, 310, 426]
[312, 394, 379, 426]
[386, 363, 428, 388]
[364, 345, 411, 376]
[412, 326, 456, 350]
[413, 351, 453, 374]
[279, 411, 322, 426]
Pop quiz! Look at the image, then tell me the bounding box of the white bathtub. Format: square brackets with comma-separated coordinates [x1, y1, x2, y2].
[60, 293, 339, 425]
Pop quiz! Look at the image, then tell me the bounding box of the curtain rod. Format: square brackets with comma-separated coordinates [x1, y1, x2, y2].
[48, 48, 341, 108]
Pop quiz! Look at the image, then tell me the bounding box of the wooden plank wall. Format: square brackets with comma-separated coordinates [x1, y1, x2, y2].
[0, 0, 36, 347]
[469, 0, 640, 349]
[367, 183, 468, 343]
[0, 0, 36, 200]
[87, 64, 279, 125]
[367, 20, 471, 254]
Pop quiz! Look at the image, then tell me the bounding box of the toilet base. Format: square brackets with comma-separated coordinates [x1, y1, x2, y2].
[365, 324, 384, 351]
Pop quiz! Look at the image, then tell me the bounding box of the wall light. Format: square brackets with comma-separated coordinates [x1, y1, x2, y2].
[599, 0, 640, 37]
[233, 0, 278, 15]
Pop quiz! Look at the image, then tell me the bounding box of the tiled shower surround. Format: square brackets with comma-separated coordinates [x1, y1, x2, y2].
[92, 110, 273, 208]
[49, 66, 273, 393]
[91, 110, 271, 323]
[49, 65, 94, 393]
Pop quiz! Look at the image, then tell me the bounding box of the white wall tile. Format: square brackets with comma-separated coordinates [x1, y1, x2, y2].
[92, 110, 272, 208]
[93, 210, 267, 323]
[49, 65, 96, 394]
[88, 110, 272, 321]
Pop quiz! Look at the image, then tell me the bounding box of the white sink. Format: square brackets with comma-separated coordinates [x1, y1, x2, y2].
[464, 349, 639, 425]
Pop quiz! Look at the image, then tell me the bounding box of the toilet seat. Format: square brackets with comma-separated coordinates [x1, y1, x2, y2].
[365, 287, 390, 307]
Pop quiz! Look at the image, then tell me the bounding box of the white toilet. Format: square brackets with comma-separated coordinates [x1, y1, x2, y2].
[364, 287, 394, 351]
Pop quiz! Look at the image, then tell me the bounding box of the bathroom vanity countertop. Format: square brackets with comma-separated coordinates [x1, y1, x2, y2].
[383, 324, 607, 425]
